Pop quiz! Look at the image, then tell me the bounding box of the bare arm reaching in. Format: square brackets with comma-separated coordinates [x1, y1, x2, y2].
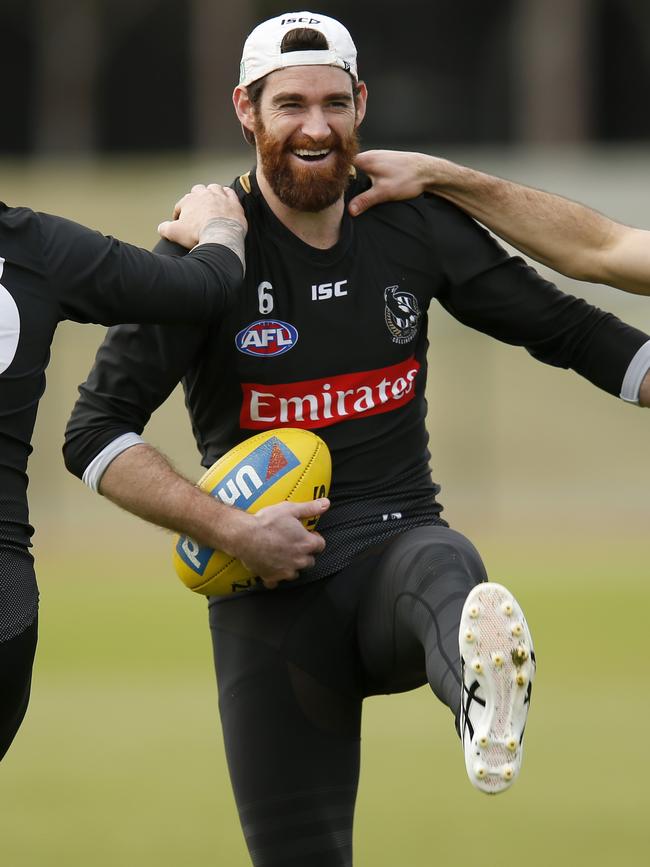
[349, 150, 650, 296]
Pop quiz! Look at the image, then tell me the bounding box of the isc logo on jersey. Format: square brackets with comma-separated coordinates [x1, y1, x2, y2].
[236, 319, 298, 357]
[175, 435, 301, 576]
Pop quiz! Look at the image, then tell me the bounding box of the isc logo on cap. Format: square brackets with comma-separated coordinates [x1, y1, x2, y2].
[280, 17, 321, 25]
[236, 319, 298, 357]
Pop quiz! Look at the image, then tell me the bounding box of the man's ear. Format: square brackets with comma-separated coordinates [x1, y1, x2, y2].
[354, 81, 368, 128]
[233, 86, 256, 141]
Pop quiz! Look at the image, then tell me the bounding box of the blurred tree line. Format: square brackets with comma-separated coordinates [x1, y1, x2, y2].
[2, 0, 649, 154]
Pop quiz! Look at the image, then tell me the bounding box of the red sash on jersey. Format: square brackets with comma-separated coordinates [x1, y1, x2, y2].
[240, 358, 421, 430]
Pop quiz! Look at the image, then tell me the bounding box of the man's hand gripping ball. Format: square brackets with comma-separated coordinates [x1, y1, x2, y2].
[172, 429, 331, 595]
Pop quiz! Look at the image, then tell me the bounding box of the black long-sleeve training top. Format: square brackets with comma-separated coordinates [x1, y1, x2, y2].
[63, 171, 649, 589]
[0, 203, 242, 556]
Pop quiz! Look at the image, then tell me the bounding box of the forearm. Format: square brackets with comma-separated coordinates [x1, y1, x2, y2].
[95, 442, 328, 587]
[425, 158, 650, 295]
[42, 211, 243, 327]
[195, 218, 246, 274]
[354, 151, 650, 295]
[441, 250, 650, 402]
[426, 160, 609, 279]
[98, 443, 247, 554]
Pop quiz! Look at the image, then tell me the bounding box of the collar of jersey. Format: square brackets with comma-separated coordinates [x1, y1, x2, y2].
[244, 167, 355, 266]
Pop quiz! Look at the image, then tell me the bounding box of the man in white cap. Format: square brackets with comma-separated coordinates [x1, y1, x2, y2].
[63, 11, 649, 866]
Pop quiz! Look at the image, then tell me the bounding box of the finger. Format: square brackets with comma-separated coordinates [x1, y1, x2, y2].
[157, 220, 174, 239]
[298, 549, 318, 569]
[289, 498, 330, 519]
[172, 193, 189, 220]
[349, 184, 389, 215]
[191, 183, 207, 193]
[353, 150, 378, 171]
[308, 532, 326, 554]
[223, 187, 239, 201]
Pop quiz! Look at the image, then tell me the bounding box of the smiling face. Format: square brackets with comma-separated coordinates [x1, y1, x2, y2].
[234, 66, 367, 212]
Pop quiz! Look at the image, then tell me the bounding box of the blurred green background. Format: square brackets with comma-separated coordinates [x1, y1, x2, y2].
[0, 150, 648, 866]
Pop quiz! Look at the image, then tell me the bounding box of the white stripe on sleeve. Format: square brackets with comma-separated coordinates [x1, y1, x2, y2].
[82, 432, 146, 492]
[620, 339, 650, 405]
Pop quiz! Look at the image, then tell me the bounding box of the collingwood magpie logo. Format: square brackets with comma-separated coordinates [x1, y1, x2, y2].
[384, 285, 420, 344]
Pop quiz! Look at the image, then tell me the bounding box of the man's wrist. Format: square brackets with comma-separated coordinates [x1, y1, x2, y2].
[195, 218, 246, 274]
[427, 158, 478, 197]
[195, 496, 253, 557]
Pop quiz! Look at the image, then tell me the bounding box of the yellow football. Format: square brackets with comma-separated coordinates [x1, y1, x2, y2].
[172, 428, 331, 596]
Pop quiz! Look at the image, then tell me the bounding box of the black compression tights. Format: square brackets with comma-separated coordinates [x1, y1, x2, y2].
[0, 616, 38, 761]
[209, 526, 488, 867]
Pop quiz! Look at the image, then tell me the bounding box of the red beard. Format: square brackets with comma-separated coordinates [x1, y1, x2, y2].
[255, 120, 359, 212]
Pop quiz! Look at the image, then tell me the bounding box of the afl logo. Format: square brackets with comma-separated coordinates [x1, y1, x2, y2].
[236, 319, 299, 357]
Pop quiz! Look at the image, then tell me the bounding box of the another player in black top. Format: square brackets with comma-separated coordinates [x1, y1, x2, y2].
[63, 12, 650, 866]
[0, 184, 248, 761]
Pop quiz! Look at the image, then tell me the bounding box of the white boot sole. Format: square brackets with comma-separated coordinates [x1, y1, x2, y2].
[459, 582, 535, 794]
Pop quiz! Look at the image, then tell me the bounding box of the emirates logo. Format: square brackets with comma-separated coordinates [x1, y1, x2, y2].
[240, 358, 421, 430]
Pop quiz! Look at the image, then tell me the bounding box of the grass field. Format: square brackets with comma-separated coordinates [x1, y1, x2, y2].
[1, 150, 648, 865]
[1, 540, 648, 867]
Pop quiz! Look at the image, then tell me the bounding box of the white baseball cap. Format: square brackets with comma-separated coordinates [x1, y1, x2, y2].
[239, 11, 358, 87]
